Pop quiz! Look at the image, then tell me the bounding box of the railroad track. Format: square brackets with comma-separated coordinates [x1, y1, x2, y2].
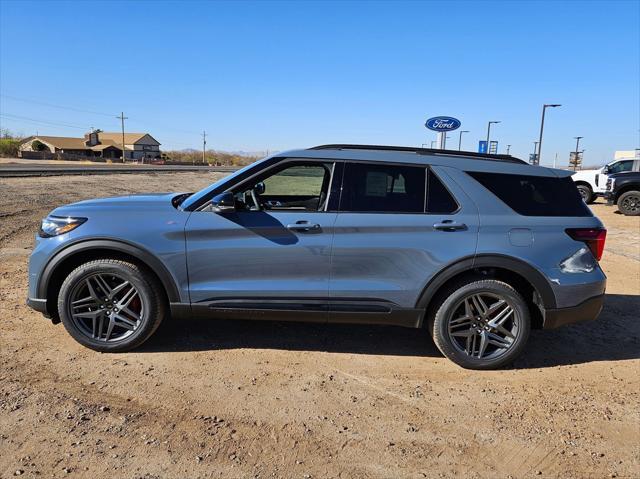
[0, 165, 238, 177]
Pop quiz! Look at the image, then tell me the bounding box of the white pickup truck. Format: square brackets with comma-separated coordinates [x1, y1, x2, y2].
[572, 157, 640, 203]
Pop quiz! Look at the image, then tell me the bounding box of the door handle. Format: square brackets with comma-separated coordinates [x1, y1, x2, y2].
[433, 220, 467, 231]
[286, 221, 321, 232]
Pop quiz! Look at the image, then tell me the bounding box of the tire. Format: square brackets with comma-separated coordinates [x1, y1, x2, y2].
[57, 259, 166, 352]
[617, 190, 640, 216]
[430, 279, 530, 370]
[576, 184, 594, 204]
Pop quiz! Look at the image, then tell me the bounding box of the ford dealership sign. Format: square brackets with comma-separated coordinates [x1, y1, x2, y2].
[425, 116, 461, 132]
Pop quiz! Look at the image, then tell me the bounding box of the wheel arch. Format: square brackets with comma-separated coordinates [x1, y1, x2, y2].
[39, 239, 181, 321]
[415, 254, 556, 329]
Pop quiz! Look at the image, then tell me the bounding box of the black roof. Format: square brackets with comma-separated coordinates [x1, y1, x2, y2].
[309, 144, 527, 164]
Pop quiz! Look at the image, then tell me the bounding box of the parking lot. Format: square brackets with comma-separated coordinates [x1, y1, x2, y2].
[0, 171, 638, 479]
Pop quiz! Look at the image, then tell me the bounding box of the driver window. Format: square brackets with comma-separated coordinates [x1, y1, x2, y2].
[237, 163, 332, 211]
[609, 160, 633, 173]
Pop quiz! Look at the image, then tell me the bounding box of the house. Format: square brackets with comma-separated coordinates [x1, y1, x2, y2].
[18, 130, 161, 160]
[90, 132, 161, 160]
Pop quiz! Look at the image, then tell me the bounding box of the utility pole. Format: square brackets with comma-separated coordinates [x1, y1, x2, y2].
[116, 112, 128, 163]
[202, 130, 207, 165]
[536, 103, 561, 165]
[458, 130, 469, 151]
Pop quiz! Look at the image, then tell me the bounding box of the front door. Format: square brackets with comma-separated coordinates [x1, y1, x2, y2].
[185, 160, 339, 320]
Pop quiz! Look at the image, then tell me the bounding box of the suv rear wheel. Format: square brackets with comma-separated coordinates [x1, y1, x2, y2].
[617, 190, 640, 216]
[430, 279, 530, 370]
[57, 259, 166, 352]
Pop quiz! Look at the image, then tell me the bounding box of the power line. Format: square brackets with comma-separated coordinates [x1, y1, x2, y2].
[1, 113, 203, 149]
[0, 94, 114, 117]
[2, 93, 203, 136]
[0, 112, 90, 130]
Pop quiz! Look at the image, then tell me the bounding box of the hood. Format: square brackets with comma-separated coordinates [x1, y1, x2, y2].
[571, 168, 601, 179]
[608, 171, 640, 179]
[50, 193, 184, 216]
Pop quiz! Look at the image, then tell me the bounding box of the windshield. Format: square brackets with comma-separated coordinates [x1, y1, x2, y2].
[180, 157, 269, 210]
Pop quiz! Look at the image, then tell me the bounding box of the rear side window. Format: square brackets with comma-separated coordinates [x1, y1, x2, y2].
[468, 171, 592, 217]
[340, 163, 425, 213]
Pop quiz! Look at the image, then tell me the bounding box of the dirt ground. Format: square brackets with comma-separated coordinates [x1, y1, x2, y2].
[1, 172, 638, 479]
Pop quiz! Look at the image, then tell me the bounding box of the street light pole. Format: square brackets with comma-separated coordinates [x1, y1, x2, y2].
[537, 103, 561, 165]
[458, 130, 469, 151]
[486, 121, 500, 153]
[506, 144, 511, 155]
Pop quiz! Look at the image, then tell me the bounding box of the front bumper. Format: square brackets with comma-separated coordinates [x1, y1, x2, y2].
[543, 294, 604, 329]
[604, 190, 615, 205]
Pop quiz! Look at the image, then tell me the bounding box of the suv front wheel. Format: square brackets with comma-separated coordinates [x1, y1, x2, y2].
[430, 279, 530, 370]
[57, 259, 166, 352]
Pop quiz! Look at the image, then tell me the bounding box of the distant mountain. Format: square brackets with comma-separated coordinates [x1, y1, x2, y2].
[227, 150, 272, 157]
[177, 148, 270, 157]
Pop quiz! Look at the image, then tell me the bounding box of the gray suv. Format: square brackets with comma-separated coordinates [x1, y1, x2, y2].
[27, 145, 607, 369]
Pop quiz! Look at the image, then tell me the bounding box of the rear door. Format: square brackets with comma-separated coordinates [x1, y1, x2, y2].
[329, 162, 479, 320]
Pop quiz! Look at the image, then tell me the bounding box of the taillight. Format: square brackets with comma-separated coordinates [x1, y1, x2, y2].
[566, 228, 607, 261]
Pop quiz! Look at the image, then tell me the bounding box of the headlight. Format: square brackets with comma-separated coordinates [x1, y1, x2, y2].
[39, 216, 87, 238]
[607, 178, 615, 191]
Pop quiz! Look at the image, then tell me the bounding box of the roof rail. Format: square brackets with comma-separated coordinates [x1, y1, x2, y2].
[309, 144, 527, 164]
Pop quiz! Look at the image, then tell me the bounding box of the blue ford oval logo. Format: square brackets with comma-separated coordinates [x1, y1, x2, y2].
[425, 116, 461, 132]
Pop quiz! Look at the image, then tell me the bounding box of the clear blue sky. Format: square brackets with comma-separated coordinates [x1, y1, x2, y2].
[1, 0, 638, 165]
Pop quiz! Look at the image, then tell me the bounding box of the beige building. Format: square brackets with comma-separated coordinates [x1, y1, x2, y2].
[19, 130, 161, 160]
[614, 150, 640, 160]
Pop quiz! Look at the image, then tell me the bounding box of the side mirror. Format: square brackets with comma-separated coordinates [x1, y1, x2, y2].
[211, 192, 236, 213]
[602, 165, 611, 174]
[254, 182, 266, 195]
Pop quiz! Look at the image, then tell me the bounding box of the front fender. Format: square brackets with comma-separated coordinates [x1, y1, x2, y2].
[37, 238, 182, 303]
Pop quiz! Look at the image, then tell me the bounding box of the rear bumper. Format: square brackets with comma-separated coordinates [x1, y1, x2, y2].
[543, 294, 604, 329]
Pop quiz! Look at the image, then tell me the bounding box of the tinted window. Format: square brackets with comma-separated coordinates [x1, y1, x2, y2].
[469, 172, 592, 217]
[427, 169, 458, 213]
[609, 160, 633, 173]
[340, 163, 426, 213]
